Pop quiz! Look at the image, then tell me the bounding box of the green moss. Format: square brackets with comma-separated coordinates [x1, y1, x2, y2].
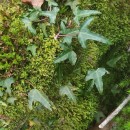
[65, 42, 100, 91]
[0, 3, 98, 129]
[1, 0, 130, 129]
[18, 94, 98, 130]
[0, 3, 29, 74]
[18, 32, 60, 91]
[115, 103, 130, 130]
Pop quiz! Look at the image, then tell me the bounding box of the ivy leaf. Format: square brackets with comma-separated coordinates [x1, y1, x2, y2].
[60, 43, 70, 50]
[46, 0, 58, 7]
[88, 80, 94, 92]
[22, 17, 36, 34]
[28, 89, 52, 111]
[7, 97, 17, 105]
[68, 51, 77, 65]
[85, 68, 109, 94]
[29, 10, 40, 21]
[0, 77, 15, 95]
[60, 28, 79, 36]
[63, 36, 73, 45]
[60, 28, 79, 45]
[65, 0, 80, 11]
[60, 21, 66, 33]
[39, 23, 48, 37]
[55, 64, 63, 83]
[40, 7, 59, 23]
[95, 111, 105, 123]
[27, 45, 37, 56]
[54, 50, 77, 65]
[107, 56, 122, 68]
[59, 83, 76, 103]
[73, 7, 101, 25]
[54, 50, 70, 63]
[78, 18, 111, 48]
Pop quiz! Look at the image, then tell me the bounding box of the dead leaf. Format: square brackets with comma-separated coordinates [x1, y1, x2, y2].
[22, 0, 44, 7]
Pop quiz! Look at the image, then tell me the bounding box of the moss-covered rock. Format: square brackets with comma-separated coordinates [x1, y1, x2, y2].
[1, 0, 130, 129]
[0, 1, 99, 130]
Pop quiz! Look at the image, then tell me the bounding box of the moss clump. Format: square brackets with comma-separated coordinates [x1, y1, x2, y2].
[10, 94, 98, 130]
[79, 0, 130, 114]
[0, 3, 30, 75]
[0, 2, 98, 130]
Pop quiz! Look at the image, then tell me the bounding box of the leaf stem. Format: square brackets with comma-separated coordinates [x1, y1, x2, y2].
[54, 32, 78, 40]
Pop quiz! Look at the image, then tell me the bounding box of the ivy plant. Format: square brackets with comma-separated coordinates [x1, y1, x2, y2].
[59, 83, 77, 103]
[0, 77, 14, 95]
[54, 16, 111, 65]
[21, 0, 111, 109]
[85, 68, 109, 94]
[28, 89, 53, 111]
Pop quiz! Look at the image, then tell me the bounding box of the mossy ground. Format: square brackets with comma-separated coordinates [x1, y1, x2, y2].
[0, 0, 130, 130]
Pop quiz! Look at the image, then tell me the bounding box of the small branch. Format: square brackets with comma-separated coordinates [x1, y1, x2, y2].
[99, 94, 130, 129]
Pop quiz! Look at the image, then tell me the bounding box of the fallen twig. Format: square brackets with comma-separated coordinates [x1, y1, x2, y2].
[99, 94, 130, 129]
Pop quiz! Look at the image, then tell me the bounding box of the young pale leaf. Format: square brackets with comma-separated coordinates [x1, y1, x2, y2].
[28, 89, 52, 111]
[107, 56, 122, 68]
[27, 45, 37, 56]
[22, 17, 36, 34]
[73, 7, 101, 25]
[68, 51, 77, 65]
[59, 83, 76, 103]
[40, 7, 59, 23]
[7, 97, 17, 105]
[0, 77, 15, 95]
[78, 18, 111, 48]
[85, 68, 108, 94]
